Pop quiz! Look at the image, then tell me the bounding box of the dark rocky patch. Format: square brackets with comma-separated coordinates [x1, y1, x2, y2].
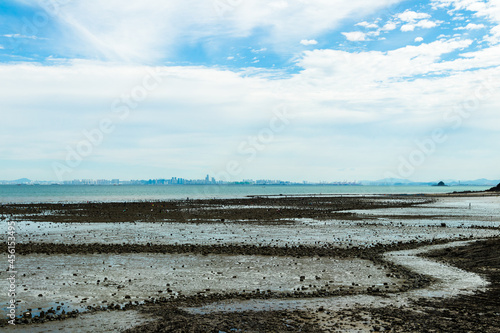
[123, 307, 323, 333]
[487, 183, 500, 192]
[0, 196, 433, 223]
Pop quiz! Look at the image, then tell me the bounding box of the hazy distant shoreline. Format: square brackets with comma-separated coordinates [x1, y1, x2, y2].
[0, 184, 494, 204]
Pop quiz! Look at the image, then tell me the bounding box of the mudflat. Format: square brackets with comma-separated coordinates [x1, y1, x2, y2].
[1, 194, 499, 332]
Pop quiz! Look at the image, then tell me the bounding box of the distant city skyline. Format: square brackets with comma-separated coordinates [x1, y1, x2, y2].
[0, 175, 361, 186]
[1, 176, 498, 187]
[1, 1, 500, 182]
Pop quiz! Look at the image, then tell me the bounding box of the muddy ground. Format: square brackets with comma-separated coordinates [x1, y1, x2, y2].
[1, 194, 500, 332]
[121, 238, 500, 333]
[362, 238, 500, 332]
[0, 196, 432, 223]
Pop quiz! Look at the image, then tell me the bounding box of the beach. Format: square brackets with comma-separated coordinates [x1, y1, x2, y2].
[1, 193, 499, 332]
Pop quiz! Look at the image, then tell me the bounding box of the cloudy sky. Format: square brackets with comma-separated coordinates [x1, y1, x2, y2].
[1, 0, 499, 182]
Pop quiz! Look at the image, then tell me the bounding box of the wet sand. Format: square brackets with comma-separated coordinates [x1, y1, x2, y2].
[352, 238, 500, 332]
[1, 194, 499, 332]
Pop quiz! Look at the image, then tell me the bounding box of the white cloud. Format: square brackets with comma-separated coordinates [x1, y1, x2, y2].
[2, 35, 500, 181]
[356, 21, 379, 29]
[415, 37, 424, 42]
[3, 34, 43, 40]
[342, 31, 367, 41]
[228, 0, 405, 43]
[401, 19, 440, 31]
[416, 19, 439, 29]
[431, 0, 487, 12]
[251, 48, 267, 53]
[401, 24, 415, 32]
[484, 25, 500, 44]
[367, 30, 381, 37]
[455, 23, 486, 30]
[0, 60, 287, 178]
[356, 21, 370, 27]
[395, 10, 439, 33]
[382, 22, 397, 31]
[300, 39, 318, 45]
[297, 39, 475, 84]
[432, 0, 500, 23]
[397, 10, 431, 22]
[432, 0, 500, 44]
[19, 0, 407, 63]
[268, 0, 289, 10]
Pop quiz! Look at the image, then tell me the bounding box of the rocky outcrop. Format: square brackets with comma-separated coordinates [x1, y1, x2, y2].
[487, 183, 500, 192]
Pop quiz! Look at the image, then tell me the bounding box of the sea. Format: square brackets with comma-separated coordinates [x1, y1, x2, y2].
[0, 184, 491, 203]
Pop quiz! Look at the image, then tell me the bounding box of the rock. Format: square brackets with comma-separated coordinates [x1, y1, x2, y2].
[487, 183, 500, 192]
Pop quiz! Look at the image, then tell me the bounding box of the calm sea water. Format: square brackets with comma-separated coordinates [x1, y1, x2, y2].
[0, 185, 490, 203]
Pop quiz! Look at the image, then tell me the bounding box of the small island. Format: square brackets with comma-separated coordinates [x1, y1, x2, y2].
[433, 181, 448, 187]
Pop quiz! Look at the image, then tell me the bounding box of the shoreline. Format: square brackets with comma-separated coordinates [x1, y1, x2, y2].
[1, 187, 497, 205]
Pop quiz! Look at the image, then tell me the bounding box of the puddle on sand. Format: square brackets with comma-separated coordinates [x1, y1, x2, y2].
[348, 196, 500, 223]
[2, 310, 157, 333]
[0, 253, 399, 318]
[183, 240, 489, 315]
[385, 241, 489, 299]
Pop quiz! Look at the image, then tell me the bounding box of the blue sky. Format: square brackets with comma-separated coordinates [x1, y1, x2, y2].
[1, 0, 500, 182]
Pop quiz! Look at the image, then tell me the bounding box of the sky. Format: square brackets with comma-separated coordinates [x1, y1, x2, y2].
[1, 0, 499, 182]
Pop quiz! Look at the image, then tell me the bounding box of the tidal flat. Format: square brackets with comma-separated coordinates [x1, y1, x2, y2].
[1, 194, 499, 332]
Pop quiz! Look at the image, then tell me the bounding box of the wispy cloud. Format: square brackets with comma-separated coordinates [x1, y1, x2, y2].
[432, 0, 500, 44]
[300, 39, 318, 46]
[356, 21, 379, 29]
[3, 34, 45, 39]
[342, 31, 367, 41]
[8, 0, 405, 63]
[397, 10, 431, 22]
[455, 23, 485, 30]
